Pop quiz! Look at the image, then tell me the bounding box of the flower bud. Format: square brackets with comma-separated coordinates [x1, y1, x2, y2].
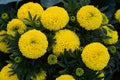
[70, 16, 76, 22]
[1, 13, 9, 20]
[109, 46, 116, 54]
[47, 54, 58, 65]
[75, 67, 84, 77]
[14, 56, 22, 63]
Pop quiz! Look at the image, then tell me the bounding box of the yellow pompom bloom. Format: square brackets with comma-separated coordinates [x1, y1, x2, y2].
[0, 30, 9, 53]
[102, 26, 118, 44]
[0, 64, 18, 80]
[0, 72, 1, 80]
[81, 42, 110, 71]
[7, 19, 27, 36]
[115, 9, 120, 22]
[41, 6, 69, 31]
[77, 5, 102, 30]
[53, 29, 80, 56]
[17, 2, 44, 22]
[31, 69, 46, 80]
[56, 74, 75, 80]
[18, 29, 48, 59]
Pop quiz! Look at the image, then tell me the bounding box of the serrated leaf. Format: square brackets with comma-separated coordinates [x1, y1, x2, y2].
[40, 0, 62, 8]
[91, 0, 115, 19]
[59, 69, 67, 74]
[0, 0, 21, 4]
[57, 62, 66, 68]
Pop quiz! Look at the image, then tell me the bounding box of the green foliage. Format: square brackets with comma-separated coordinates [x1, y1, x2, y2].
[0, 0, 120, 80]
[0, 4, 17, 30]
[45, 49, 103, 80]
[0, 52, 9, 70]
[91, 0, 115, 20]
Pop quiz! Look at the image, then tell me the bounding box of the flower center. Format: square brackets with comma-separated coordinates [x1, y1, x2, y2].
[31, 40, 36, 44]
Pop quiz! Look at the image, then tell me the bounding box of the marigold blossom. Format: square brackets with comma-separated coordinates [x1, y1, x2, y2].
[18, 29, 48, 59]
[0, 64, 18, 80]
[41, 6, 69, 31]
[115, 9, 120, 22]
[0, 30, 9, 53]
[102, 26, 118, 44]
[53, 29, 80, 56]
[17, 2, 44, 22]
[81, 42, 110, 71]
[56, 74, 75, 80]
[31, 69, 46, 80]
[77, 5, 102, 30]
[7, 19, 27, 36]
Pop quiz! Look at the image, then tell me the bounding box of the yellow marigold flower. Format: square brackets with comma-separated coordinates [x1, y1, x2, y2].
[53, 29, 80, 56]
[31, 69, 46, 80]
[41, 6, 69, 31]
[17, 2, 44, 22]
[77, 5, 102, 30]
[0, 64, 18, 80]
[115, 9, 120, 22]
[0, 30, 10, 53]
[56, 74, 75, 80]
[81, 42, 110, 71]
[102, 26, 118, 44]
[18, 29, 48, 59]
[7, 19, 27, 36]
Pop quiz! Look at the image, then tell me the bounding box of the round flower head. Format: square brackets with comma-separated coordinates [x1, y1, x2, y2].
[31, 69, 46, 80]
[18, 29, 48, 59]
[77, 5, 102, 30]
[17, 2, 44, 22]
[115, 9, 120, 22]
[0, 30, 9, 53]
[56, 74, 75, 80]
[53, 29, 80, 56]
[41, 6, 69, 31]
[102, 26, 118, 44]
[7, 19, 27, 36]
[0, 64, 18, 80]
[81, 42, 110, 71]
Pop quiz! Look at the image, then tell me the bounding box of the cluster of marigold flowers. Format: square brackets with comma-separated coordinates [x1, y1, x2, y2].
[0, 1, 120, 80]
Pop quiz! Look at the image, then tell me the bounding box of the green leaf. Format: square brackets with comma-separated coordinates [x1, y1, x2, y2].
[0, 0, 21, 4]
[40, 0, 62, 8]
[91, 0, 116, 19]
